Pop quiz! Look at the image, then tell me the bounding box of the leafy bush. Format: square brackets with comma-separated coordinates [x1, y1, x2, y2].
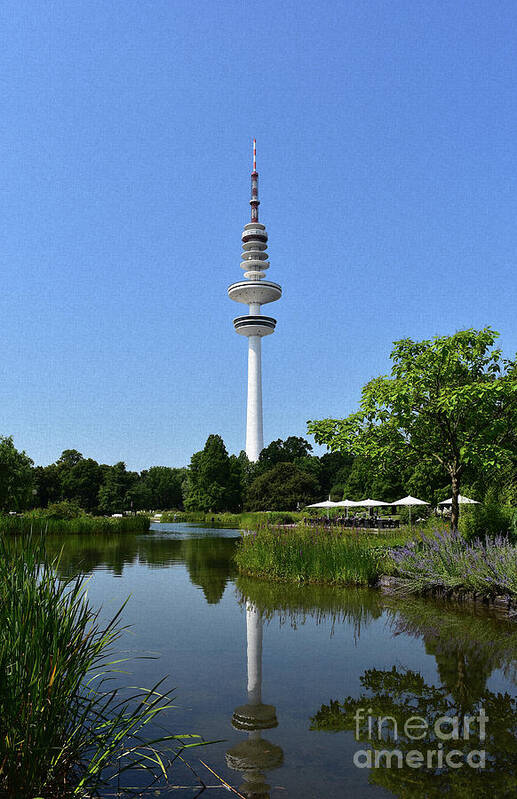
[44, 500, 85, 520]
[458, 501, 514, 541]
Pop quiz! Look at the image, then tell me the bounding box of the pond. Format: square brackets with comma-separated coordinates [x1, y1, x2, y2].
[47, 523, 517, 798]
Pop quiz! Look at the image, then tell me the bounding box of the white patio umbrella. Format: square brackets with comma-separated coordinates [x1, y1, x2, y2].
[438, 495, 480, 505]
[353, 498, 391, 518]
[392, 495, 430, 526]
[305, 499, 340, 520]
[334, 499, 360, 518]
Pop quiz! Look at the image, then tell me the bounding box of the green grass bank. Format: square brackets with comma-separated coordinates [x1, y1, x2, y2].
[159, 510, 305, 526]
[234, 525, 414, 586]
[235, 524, 517, 599]
[0, 513, 150, 536]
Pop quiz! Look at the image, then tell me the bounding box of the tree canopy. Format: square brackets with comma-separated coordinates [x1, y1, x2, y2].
[308, 329, 517, 528]
[184, 435, 242, 512]
[246, 462, 320, 511]
[0, 436, 34, 511]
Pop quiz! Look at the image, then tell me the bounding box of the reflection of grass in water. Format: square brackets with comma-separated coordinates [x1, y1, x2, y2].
[237, 575, 517, 686]
[236, 576, 383, 636]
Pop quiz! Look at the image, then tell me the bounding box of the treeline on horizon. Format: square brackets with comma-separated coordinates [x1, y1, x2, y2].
[0, 430, 515, 516]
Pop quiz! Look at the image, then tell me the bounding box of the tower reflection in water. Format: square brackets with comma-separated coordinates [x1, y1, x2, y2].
[226, 603, 283, 799]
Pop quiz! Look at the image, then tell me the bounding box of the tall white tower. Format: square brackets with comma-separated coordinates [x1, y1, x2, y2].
[228, 141, 282, 462]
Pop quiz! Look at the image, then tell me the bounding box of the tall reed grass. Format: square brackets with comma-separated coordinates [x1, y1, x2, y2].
[0, 513, 150, 536]
[234, 525, 406, 585]
[0, 536, 202, 797]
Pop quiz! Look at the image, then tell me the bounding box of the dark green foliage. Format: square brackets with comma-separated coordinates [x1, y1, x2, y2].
[44, 500, 85, 520]
[136, 466, 186, 510]
[98, 462, 138, 515]
[33, 451, 188, 514]
[33, 463, 62, 507]
[318, 451, 353, 497]
[245, 462, 320, 511]
[256, 436, 313, 474]
[56, 452, 104, 512]
[458, 496, 515, 540]
[184, 435, 242, 512]
[0, 436, 34, 511]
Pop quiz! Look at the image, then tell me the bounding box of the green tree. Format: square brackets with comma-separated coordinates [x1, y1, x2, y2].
[308, 329, 517, 529]
[98, 462, 137, 514]
[62, 458, 104, 512]
[340, 455, 405, 502]
[318, 451, 354, 499]
[33, 464, 62, 508]
[0, 436, 34, 511]
[184, 435, 242, 512]
[245, 462, 320, 511]
[256, 436, 313, 474]
[138, 466, 186, 510]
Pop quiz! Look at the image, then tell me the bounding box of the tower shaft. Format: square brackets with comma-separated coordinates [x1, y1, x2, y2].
[246, 336, 263, 462]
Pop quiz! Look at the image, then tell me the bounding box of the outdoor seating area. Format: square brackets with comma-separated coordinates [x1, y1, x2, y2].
[305, 494, 480, 529]
[304, 515, 400, 529]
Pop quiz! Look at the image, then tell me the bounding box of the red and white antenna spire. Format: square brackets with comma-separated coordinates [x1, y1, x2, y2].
[250, 138, 259, 223]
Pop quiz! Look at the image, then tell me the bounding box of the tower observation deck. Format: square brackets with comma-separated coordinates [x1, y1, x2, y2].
[228, 141, 282, 462]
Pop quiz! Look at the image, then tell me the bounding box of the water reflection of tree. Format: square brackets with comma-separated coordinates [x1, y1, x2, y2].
[310, 598, 517, 797]
[180, 538, 237, 604]
[384, 596, 517, 692]
[45, 534, 238, 605]
[44, 534, 139, 578]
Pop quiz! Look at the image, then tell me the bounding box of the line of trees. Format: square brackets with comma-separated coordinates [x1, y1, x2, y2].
[0, 439, 186, 515]
[1, 420, 515, 517]
[1, 328, 515, 518]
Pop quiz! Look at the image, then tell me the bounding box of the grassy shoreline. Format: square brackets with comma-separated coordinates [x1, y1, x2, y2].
[0, 513, 150, 535]
[159, 509, 305, 526]
[234, 525, 411, 586]
[235, 524, 517, 600]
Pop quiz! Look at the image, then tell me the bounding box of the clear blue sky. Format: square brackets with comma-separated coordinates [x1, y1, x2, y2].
[1, 0, 516, 470]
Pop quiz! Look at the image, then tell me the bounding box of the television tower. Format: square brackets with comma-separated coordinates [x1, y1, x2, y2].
[228, 141, 282, 462]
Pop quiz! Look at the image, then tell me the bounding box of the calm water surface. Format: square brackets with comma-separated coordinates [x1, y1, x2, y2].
[48, 523, 517, 798]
